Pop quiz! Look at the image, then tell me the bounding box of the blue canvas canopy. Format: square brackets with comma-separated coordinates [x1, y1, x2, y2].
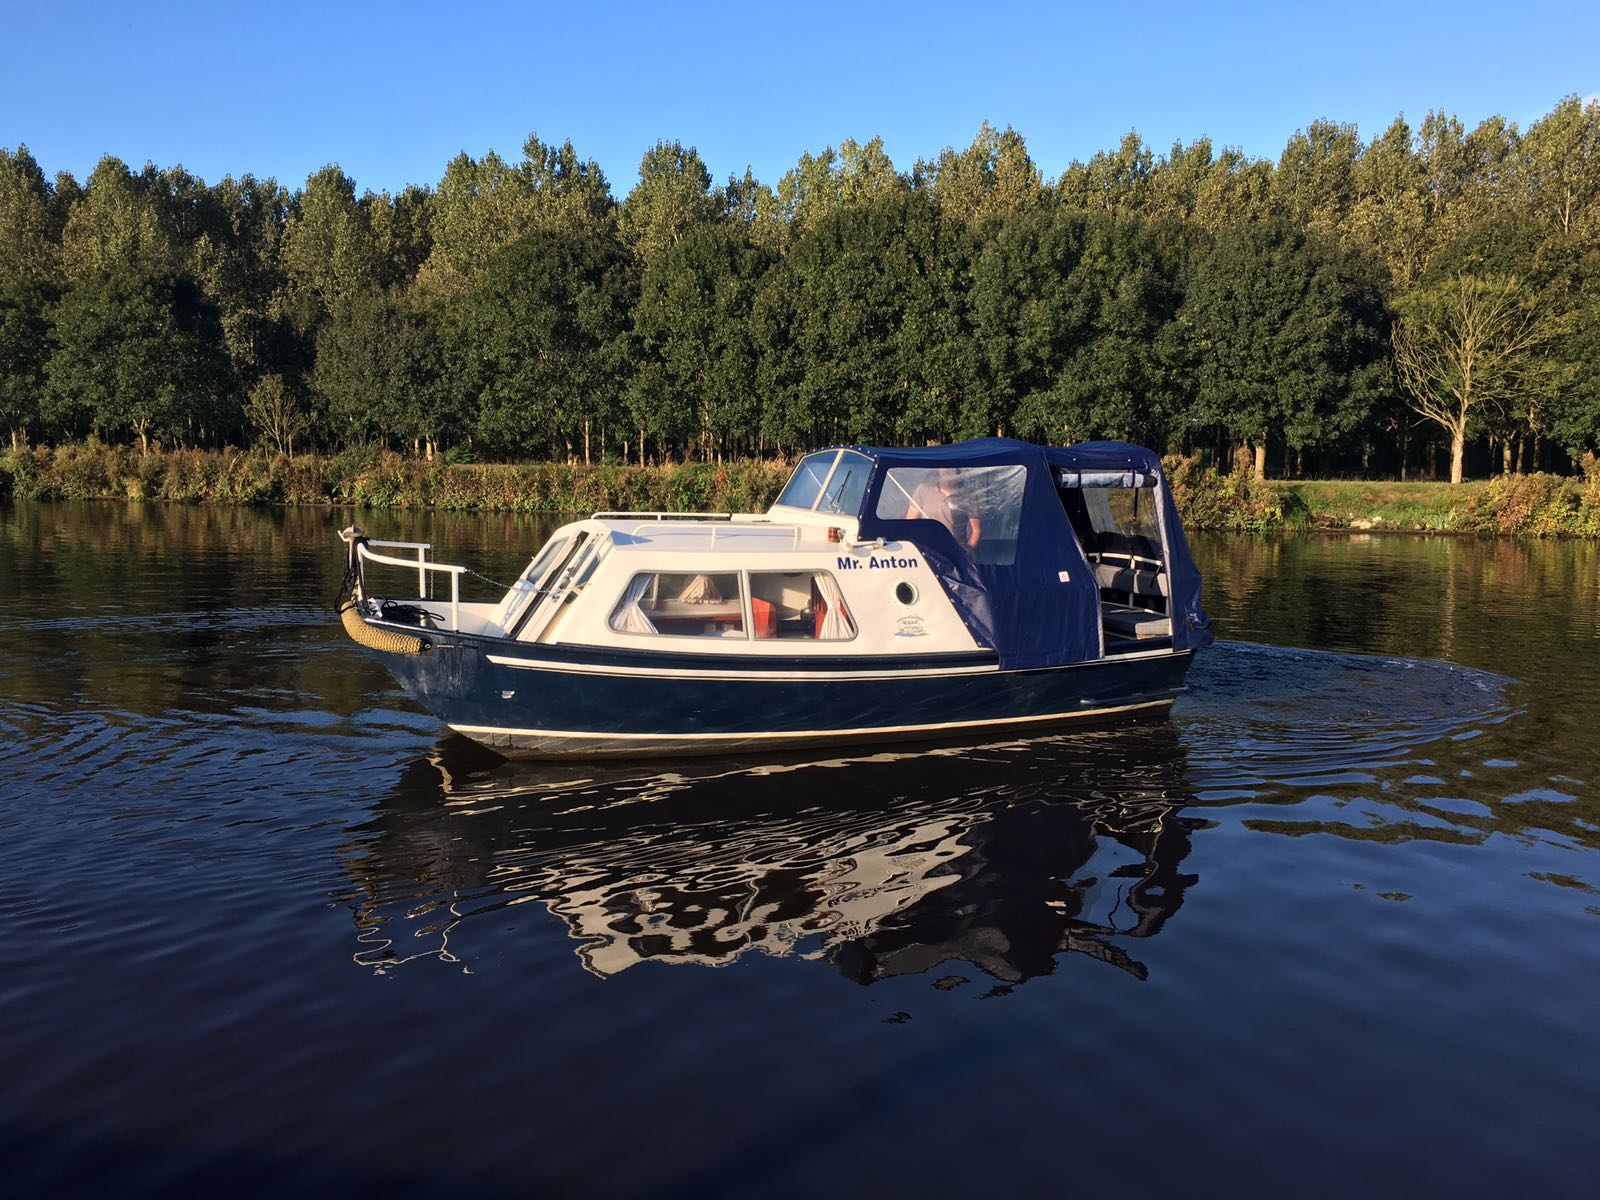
[853, 437, 1211, 669]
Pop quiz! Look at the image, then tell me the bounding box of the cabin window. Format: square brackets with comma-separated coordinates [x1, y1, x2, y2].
[874, 465, 1027, 564]
[493, 532, 591, 637]
[748, 571, 856, 640]
[609, 572, 746, 638]
[492, 535, 569, 628]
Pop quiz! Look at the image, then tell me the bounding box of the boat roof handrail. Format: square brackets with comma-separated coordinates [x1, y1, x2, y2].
[592, 511, 734, 521]
[617, 520, 806, 549]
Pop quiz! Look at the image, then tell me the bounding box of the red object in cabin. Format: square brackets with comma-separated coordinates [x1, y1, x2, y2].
[752, 596, 777, 638]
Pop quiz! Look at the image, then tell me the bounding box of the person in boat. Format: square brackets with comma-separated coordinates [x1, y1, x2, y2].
[906, 468, 982, 551]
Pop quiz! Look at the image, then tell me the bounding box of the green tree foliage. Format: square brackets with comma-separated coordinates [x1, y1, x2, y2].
[45, 271, 232, 451]
[1057, 132, 1152, 213]
[770, 193, 969, 448]
[190, 174, 293, 395]
[620, 141, 720, 267]
[1179, 221, 1389, 477]
[913, 123, 1044, 228]
[417, 134, 613, 302]
[457, 227, 632, 461]
[629, 222, 771, 460]
[1521, 95, 1600, 239]
[59, 157, 188, 282]
[0, 279, 55, 447]
[1273, 120, 1362, 240]
[311, 289, 450, 452]
[973, 208, 1181, 447]
[0, 146, 60, 285]
[1547, 288, 1600, 462]
[1349, 117, 1429, 290]
[777, 136, 907, 235]
[279, 166, 383, 322]
[1145, 138, 1272, 231]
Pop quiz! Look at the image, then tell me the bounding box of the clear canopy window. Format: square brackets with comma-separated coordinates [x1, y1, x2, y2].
[774, 450, 874, 515]
[1082, 487, 1162, 544]
[610, 571, 745, 638]
[874, 465, 1027, 564]
[748, 571, 856, 640]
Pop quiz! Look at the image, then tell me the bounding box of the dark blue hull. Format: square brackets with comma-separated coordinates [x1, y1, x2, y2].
[357, 621, 1195, 758]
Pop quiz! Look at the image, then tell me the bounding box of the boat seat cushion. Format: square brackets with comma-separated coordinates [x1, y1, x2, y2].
[1102, 605, 1171, 639]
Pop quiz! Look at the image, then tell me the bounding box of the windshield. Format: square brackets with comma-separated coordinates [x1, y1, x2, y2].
[815, 451, 872, 515]
[774, 452, 836, 510]
[773, 450, 874, 515]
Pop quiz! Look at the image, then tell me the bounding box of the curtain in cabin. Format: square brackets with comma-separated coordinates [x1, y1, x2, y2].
[612, 574, 659, 634]
[812, 572, 852, 640]
[676, 574, 722, 603]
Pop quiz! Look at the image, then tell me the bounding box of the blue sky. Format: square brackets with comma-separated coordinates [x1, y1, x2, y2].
[4, 0, 1596, 196]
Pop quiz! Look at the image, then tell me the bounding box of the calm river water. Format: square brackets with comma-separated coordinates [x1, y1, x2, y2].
[1, 502, 1597, 1197]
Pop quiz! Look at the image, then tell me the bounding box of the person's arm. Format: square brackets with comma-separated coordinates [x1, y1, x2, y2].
[967, 516, 982, 548]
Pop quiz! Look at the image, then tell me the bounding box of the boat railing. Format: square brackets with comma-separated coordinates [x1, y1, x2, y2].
[346, 535, 465, 631]
[592, 511, 822, 547]
[591, 511, 734, 521]
[618, 520, 806, 548]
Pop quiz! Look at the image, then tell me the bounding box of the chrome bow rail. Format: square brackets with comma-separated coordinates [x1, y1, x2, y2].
[339, 527, 466, 631]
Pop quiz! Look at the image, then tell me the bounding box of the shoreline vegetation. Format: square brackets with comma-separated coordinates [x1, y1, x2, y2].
[5, 443, 1599, 537]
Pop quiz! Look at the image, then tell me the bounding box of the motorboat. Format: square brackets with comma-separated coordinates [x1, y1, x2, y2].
[336, 438, 1211, 757]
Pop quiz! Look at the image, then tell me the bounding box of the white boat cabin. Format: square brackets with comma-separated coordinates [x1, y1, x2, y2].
[352, 439, 1209, 666]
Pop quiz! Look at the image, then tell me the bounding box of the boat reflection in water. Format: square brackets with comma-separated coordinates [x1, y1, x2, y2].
[342, 722, 1205, 986]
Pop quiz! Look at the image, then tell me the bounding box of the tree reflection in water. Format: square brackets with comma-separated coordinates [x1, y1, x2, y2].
[340, 722, 1204, 986]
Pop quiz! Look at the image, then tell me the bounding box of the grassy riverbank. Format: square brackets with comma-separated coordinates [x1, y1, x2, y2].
[4, 442, 1599, 536]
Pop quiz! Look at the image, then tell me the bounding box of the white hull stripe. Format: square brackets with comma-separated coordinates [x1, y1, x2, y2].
[449, 698, 1173, 743]
[483, 653, 1001, 681]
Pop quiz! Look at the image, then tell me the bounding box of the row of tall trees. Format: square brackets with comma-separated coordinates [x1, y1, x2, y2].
[2, 98, 1597, 481]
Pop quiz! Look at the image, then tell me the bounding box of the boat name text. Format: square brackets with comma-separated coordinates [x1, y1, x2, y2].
[837, 554, 919, 571]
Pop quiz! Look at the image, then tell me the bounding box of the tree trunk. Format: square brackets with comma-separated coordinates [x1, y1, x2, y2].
[1253, 442, 1267, 482]
[1503, 437, 1515, 477]
[583, 418, 591, 466]
[1450, 427, 1465, 485]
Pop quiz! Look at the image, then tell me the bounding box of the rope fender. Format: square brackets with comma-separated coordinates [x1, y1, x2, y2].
[339, 600, 429, 655]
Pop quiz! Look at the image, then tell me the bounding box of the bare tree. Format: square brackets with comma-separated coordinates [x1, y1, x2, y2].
[244, 374, 310, 456]
[1391, 271, 1561, 484]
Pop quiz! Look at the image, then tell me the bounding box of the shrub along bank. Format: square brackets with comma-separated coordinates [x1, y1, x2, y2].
[3, 442, 1599, 537]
